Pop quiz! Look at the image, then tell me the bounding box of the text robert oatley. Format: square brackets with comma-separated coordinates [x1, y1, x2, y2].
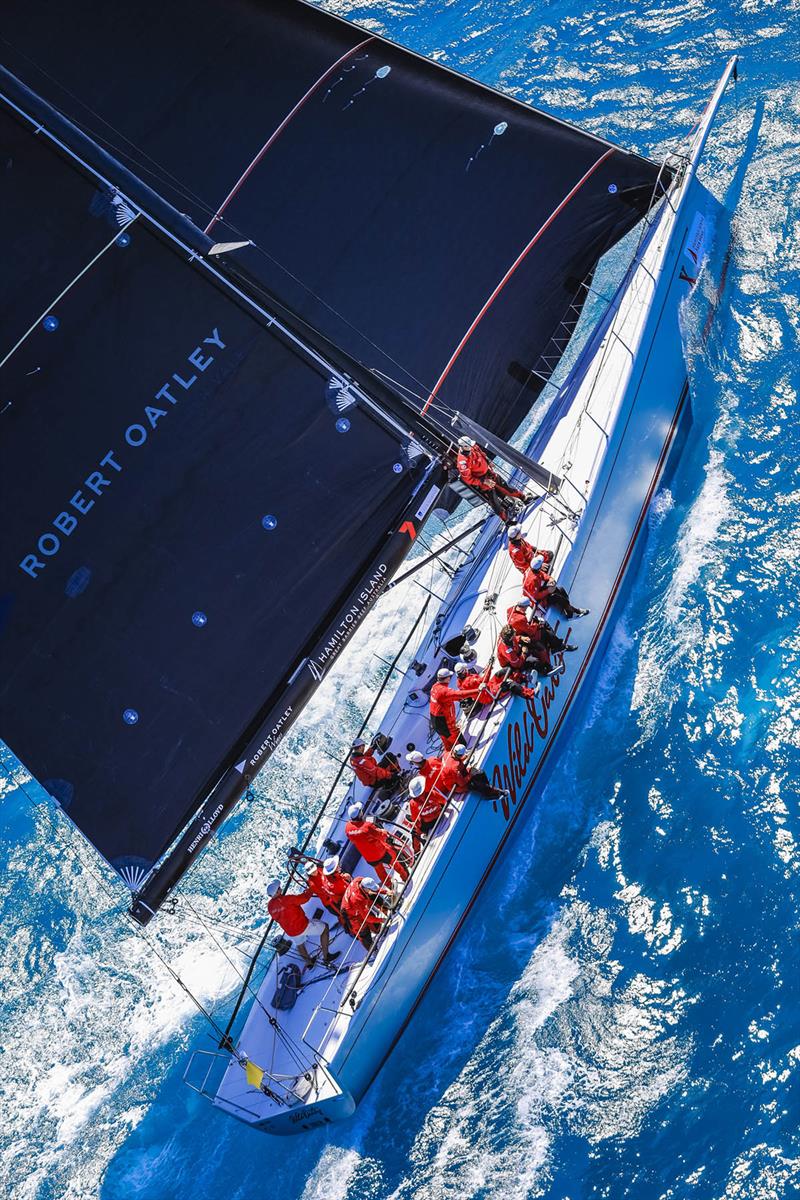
[19, 329, 227, 579]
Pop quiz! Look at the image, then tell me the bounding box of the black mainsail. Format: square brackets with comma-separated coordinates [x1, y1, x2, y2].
[0, 0, 669, 922]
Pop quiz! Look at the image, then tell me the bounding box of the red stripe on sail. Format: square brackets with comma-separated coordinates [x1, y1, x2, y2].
[420, 146, 616, 415]
[204, 36, 375, 235]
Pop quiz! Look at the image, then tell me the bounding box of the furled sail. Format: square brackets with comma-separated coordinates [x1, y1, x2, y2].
[2, 0, 670, 441]
[0, 99, 433, 898]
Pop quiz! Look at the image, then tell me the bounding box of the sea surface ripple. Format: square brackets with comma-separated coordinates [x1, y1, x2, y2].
[1, 1, 799, 1198]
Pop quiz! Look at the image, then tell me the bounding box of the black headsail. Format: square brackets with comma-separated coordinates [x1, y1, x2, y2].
[3, 0, 669, 438]
[0, 1, 669, 922]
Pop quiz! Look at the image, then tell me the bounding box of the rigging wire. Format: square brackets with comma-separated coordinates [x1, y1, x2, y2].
[0, 757, 251, 1058]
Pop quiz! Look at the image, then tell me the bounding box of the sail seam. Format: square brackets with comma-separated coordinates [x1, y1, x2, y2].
[204, 36, 375, 235]
[421, 146, 616, 415]
[0, 213, 138, 375]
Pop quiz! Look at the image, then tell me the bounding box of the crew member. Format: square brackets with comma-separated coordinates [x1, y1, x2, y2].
[498, 623, 561, 679]
[429, 667, 466, 749]
[438, 743, 508, 801]
[406, 749, 443, 788]
[455, 437, 528, 522]
[345, 803, 412, 883]
[496, 624, 539, 679]
[507, 600, 577, 656]
[454, 658, 481, 685]
[304, 856, 351, 920]
[407, 774, 449, 853]
[348, 737, 400, 789]
[266, 878, 339, 969]
[523, 555, 589, 620]
[339, 875, 391, 950]
[506, 524, 553, 574]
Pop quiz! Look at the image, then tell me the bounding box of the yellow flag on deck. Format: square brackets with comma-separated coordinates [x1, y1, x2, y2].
[245, 1060, 265, 1089]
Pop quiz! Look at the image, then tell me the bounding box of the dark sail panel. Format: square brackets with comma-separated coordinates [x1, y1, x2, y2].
[0, 107, 425, 885]
[2, 0, 668, 440]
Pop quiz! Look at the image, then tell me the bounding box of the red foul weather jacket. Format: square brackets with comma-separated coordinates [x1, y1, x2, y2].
[345, 819, 396, 864]
[496, 635, 528, 672]
[456, 444, 494, 491]
[340, 878, 384, 933]
[349, 750, 395, 788]
[429, 681, 464, 724]
[267, 886, 313, 937]
[409, 780, 448, 826]
[458, 668, 503, 706]
[506, 604, 546, 640]
[308, 869, 351, 911]
[417, 756, 443, 785]
[508, 537, 552, 573]
[523, 566, 554, 605]
[438, 751, 472, 794]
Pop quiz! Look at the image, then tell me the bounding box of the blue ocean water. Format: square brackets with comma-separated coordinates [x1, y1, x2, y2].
[2, 2, 800, 1198]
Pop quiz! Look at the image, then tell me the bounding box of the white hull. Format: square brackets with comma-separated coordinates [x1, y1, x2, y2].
[186, 61, 736, 1134]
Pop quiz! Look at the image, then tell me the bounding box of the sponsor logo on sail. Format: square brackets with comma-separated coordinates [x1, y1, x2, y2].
[19, 328, 227, 579]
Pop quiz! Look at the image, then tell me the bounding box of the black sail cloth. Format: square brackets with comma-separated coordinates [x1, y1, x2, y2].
[1, 0, 669, 440]
[0, 106, 426, 884]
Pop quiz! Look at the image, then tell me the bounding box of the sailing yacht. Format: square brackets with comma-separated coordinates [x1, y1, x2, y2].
[0, 0, 736, 1135]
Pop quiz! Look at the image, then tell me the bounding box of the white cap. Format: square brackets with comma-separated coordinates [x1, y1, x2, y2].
[348, 802, 364, 820]
[530, 554, 545, 570]
[407, 750, 425, 764]
[350, 736, 367, 750]
[457, 435, 473, 450]
[437, 667, 452, 680]
[507, 524, 522, 539]
[451, 744, 468, 759]
[322, 856, 339, 875]
[454, 662, 469, 675]
[517, 596, 530, 607]
[409, 775, 426, 798]
[303, 860, 319, 875]
[266, 878, 281, 898]
[525, 606, 535, 624]
[361, 877, 379, 892]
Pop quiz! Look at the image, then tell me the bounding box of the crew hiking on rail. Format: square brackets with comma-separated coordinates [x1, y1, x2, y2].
[454, 436, 530, 523]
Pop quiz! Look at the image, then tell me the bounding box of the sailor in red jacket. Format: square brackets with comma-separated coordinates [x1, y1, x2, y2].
[304, 856, 352, 920]
[496, 624, 541, 678]
[345, 803, 412, 883]
[523, 554, 589, 620]
[406, 749, 443, 787]
[348, 737, 400, 789]
[266, 878, 339, 968]
[407, 774, 449, 853]
[339, 875, 391, 949]
[455, 437, 527, 522]
[507, 600, 576, 662]
[429, 667, 465, 749]
[506, 524, 553, 574]
[438, 743, 508, 801]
